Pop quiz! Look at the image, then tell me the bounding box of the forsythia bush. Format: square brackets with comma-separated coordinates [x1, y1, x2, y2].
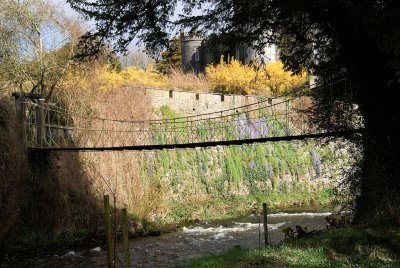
[62, 64, 168, 93]
[264, 61, 307, 95]
[61, 58, 306, 97]
[205, 56, 307, 95]
[205, 56, 260, 95]
[96, 65, 167, 91]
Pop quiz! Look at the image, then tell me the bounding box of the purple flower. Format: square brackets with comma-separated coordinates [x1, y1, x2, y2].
[268, 164, 274, 178]
[250, 122, 259, 139]
[258, 118, 268, 137]
[234, 116, 269, 140]
[234, 116, 247, 139]
[312, 149, 321, 176]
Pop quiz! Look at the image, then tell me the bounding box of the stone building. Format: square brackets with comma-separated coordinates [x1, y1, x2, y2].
[181, 32, 209, 73]
[181, 31, 279, 73]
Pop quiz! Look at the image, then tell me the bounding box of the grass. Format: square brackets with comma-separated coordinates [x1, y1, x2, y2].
[173, 226, 400, 267]
[163, 191, 334, 225]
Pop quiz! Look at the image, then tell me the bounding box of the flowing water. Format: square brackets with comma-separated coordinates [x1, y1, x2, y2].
[13, 212, 331, 268]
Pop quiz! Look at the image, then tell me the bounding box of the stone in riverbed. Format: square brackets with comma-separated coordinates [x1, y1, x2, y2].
[89, 247, 102, 253]
[63, 251, 76, 258]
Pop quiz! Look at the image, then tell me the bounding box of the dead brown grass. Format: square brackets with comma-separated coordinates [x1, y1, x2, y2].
[1, 78, 157, 251]
[59, 81, 165, 221]
[166, 69, 211, 92]
[26, 150, 103, 237]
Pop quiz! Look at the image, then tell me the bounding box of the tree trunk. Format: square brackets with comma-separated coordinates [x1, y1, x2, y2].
[355, 80, 400, 224]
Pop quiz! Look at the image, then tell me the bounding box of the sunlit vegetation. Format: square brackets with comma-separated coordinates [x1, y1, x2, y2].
[59, 58, 308, 97]
[0, 2, 327, 255]
[137, 105, 338, 224]
[163, 191, 334, 224]
[205, 57, 307, 95]
[95, 65, 168, 91]
[175, 226, 400, 268]
[60, 64, 167, 94]
[59, 0, 400, 228]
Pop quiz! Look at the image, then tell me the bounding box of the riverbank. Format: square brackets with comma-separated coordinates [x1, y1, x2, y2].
[163, 190, 335, 225]
[6, 211, 333, 267]
[174, 226, 400, 268]
[1, 191, 334, 260]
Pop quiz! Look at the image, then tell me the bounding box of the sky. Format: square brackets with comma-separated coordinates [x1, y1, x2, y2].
[46, 0, 206, 65]
[50, 0, 204, 36]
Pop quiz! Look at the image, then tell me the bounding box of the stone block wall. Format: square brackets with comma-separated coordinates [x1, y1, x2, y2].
[145, 88, 286, 116]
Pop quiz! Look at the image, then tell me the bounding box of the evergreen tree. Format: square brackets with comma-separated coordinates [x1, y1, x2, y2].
[156, 36, 182, 74]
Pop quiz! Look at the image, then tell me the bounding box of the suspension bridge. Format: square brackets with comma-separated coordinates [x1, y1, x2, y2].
[14, 78, 362, 151]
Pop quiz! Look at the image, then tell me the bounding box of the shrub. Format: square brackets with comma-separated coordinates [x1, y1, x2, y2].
[205, 56, 307, 95]
[263, 61, 308, 95]
[205, 56, 261, 95]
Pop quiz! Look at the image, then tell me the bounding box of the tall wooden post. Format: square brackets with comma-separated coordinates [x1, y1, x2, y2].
[36, 98, 45, 147]
[122, 208, 131, 268]
[13, 92, 26, 141]
[104, 195, 113, 268]
[263, 202, 269, 246]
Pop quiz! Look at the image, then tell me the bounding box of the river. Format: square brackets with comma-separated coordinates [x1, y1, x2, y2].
[13, 211, 331, 268]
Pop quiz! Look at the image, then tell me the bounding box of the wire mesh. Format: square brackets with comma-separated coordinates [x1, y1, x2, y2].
[23, 79, 360, 150]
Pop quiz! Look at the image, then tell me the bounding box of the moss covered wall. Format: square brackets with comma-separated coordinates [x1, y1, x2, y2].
[138, 89, 338, 212]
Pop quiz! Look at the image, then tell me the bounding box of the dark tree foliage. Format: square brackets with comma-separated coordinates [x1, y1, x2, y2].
[66, 0, 177, 56]
[156, 36, 182, 74]
[68, 0, 400, 223]
[204, 33, 237, 64]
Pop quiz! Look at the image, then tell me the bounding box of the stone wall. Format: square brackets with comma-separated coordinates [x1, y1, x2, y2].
[145, 87, 286, 116]
[139, 87, 335, 199]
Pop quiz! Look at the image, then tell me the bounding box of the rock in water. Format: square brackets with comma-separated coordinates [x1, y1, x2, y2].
[63, 251, 76, 258]
[90, 247, 102, 253]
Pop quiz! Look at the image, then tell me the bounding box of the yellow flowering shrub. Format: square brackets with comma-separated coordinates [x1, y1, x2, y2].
[95, 66, 125, 91]
[205, 57, 307, 95]
[62, 64, 167, 93]
[264, 61, 307, 95]
[121, 65, 167, 89]
[96, 65, 167, 91]
[205, 56, 260, 95]
[60, 58, 306, 98]
[58, 64, 168, 115]
[62, 69, 91, 92]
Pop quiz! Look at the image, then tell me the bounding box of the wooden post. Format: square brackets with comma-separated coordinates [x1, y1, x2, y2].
[263, 202, 269, 246]
[113, 196, 117, 268]
[104, 195, 113, 268]
[258, 215, 261, 248]
[12, 92, 26, 142]
[122, 208, 131, 268]
[36, 98, 45, 147]
[13, 92, 26, 123]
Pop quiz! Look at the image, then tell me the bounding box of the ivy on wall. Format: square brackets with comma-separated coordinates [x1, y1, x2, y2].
[139, 106, 335, 199]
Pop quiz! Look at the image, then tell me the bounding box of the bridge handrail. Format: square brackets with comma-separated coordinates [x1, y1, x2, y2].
[25, 78, 347, 125]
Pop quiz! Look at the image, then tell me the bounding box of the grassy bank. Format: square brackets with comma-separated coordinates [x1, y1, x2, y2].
[161, 190, 334, 225]
[174, 226, 400, 267]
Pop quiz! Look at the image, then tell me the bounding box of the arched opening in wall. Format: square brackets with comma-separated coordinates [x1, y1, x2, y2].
[169, 90, 173, 98]
[221, 95, 225, 102]
[195, 93, 199, 100]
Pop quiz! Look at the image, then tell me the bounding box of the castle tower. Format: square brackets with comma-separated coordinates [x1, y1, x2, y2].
[180, 31, 209, 73]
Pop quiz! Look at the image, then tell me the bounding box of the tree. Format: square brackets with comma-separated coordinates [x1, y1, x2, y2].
[156, 36, 182, 74]
[0, 0, 81, 98]
[120, 48, 154, 69]
[67, 0, 400, 223]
